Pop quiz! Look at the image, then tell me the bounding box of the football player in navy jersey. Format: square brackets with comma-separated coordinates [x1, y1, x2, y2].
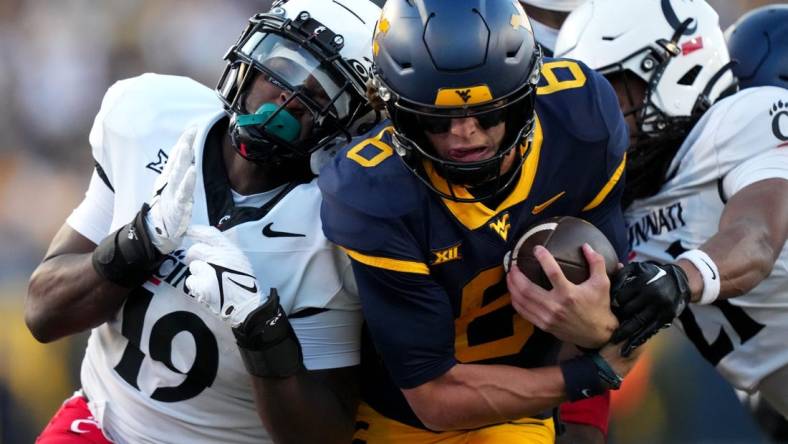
[25, 1, 381, 443]
[319, 1, 649, 442]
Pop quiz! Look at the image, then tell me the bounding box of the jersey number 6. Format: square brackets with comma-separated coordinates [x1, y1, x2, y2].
[455, 266, 533, 362]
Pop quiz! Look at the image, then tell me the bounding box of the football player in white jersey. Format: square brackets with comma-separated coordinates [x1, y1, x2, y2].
[557, 0, 788, 421]
[25, 1, 381, 443]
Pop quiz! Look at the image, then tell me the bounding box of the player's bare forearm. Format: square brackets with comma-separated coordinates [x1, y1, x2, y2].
[250, 366, 360, 444]
[680, 179, 788, 301]
[26, 224, 131, 342]
[402, 363, 566, 431]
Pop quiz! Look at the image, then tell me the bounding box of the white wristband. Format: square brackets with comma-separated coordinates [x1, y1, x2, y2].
[676, 249, 720, 305]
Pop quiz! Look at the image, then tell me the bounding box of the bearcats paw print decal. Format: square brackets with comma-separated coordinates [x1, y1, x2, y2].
[770, 100, 788, 146]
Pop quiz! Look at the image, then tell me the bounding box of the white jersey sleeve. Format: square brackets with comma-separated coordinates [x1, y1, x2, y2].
[66, 170, 115, 244]
[88, 77, 130, 184]
[662, 86, 788, 187]
[291, 308, 363, 370]
[711, 86, 788, 197]
[722, 148, 788, 198]
[87, 73, 219, 231]
[712, 87, 788, 175]
[291, 244, 361, 370]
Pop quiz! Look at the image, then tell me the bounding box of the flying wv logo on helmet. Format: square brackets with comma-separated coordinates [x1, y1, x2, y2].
[455, 89, 472, 103]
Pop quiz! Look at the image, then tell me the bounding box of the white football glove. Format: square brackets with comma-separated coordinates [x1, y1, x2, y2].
[184, 226, 268, 327]
[145, 127, 198, 254]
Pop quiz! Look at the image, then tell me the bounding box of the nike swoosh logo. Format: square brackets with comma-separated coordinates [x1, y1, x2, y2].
[531, 191, 566, 215]
[262, 222, 306, 238]
[227, 276, 258, 294]
[700, 258, 717, 280]
[646, 268, 667, 285]
[581, 388, 592, 398]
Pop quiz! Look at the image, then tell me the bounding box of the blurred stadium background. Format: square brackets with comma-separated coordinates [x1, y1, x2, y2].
[0, 1, 783, 443]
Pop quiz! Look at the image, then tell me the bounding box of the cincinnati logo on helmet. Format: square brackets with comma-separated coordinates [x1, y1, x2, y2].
[770, 100, 788, 146]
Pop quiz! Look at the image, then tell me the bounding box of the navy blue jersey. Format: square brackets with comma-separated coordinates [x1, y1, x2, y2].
[319, 58, 628, 429]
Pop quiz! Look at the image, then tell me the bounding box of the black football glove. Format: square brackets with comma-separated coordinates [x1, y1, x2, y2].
[610, 261, 691, 357]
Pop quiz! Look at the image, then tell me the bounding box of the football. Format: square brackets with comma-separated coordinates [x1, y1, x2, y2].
[509, 216, 619, 289]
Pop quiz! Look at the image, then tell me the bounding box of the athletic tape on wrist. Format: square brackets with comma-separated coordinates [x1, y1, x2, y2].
[676, 249, 720, 305]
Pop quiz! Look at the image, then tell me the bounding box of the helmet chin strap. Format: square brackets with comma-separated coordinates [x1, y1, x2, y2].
[235, 103, 301, 143]
[691, 60, 738, 117]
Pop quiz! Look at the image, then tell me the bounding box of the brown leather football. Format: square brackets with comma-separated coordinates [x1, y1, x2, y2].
[510, 216, 619, 289]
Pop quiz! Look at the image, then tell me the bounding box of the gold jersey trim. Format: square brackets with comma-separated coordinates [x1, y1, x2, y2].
[342, 247, 430, 275]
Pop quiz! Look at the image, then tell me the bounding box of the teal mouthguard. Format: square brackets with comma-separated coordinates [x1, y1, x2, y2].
[235, 103, 301, 142]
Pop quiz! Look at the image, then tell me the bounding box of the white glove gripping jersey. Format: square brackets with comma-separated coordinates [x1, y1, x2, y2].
[626, 86, 788, 393]
[65, 74, 361, 444]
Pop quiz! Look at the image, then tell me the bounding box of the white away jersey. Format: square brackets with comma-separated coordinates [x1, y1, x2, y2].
[66, 74, 360, 443]
[625, 86, 788, 391]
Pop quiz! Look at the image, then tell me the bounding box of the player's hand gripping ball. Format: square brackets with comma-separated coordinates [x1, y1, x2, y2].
[506, 216, 619, 287]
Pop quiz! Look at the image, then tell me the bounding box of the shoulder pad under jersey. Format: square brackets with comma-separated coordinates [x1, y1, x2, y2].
[535, 57, 628, 148]
[89, 73, 221, 182]
[318, 122, 427, 220]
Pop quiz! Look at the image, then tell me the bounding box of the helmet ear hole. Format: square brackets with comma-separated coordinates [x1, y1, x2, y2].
[677, 65, 703, 86]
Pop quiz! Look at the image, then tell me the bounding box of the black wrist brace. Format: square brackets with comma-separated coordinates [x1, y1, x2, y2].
[92, 203, 163, 288]
[232, 289, 305, 378]
[560, 352, 623, 402]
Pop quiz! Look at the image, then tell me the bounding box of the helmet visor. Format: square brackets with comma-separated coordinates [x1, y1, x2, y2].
[219, 32, 354, 132]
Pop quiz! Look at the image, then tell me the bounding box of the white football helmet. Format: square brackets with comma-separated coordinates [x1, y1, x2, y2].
[555, 0, 735, 138]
